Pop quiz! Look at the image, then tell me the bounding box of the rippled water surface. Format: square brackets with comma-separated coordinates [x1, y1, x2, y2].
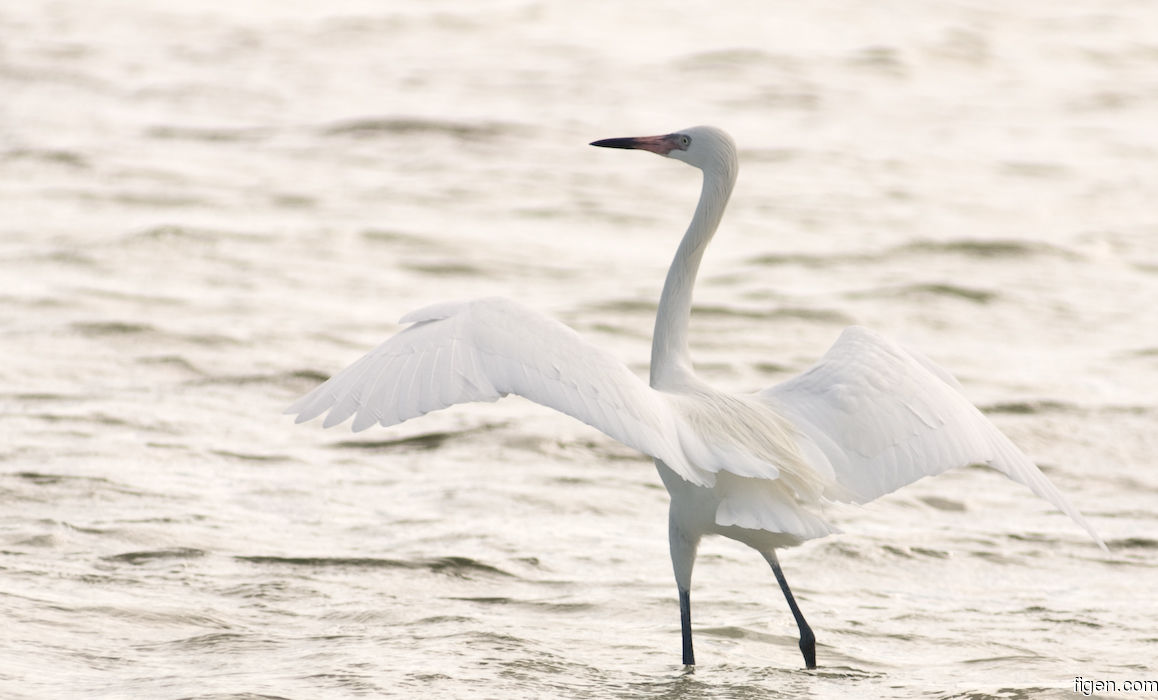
[3, 1, 1157, 698]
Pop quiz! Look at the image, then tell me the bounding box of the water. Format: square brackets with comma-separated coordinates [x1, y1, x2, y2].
[2, 1, 1156, 698]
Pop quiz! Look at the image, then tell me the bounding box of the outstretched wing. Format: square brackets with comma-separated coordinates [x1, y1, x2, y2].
[759, 326, 1105, 548]
[287, 297, 710, 486]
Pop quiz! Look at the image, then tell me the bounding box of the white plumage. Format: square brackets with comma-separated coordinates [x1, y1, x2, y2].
[288, 125, 1104, 668]
[289, 296, 703, 484]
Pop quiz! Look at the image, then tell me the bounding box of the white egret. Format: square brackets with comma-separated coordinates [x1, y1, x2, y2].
[287, 125, 1105, 668]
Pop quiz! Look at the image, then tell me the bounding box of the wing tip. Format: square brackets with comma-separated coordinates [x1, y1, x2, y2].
[287, 400, 330, 425]
[351, 411, 380, 432]
[1080, 521, 1109, 553]
[321, 412, 350, 430]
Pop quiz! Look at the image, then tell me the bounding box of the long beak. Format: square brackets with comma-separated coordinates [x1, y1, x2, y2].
[590, 133, 681, 155]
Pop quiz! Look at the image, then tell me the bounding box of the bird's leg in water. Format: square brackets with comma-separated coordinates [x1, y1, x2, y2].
[766, 552, 816, 669]
[679, 587, 695, 665]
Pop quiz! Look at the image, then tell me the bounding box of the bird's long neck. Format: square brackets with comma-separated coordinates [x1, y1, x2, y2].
[650, 159, 737, 390]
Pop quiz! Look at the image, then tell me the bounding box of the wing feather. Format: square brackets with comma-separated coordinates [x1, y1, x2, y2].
[760, 326, 1105, 548]
[287, 297, 711, 486]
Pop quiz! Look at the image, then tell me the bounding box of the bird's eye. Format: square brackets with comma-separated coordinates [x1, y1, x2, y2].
[679, 135, 691, 149]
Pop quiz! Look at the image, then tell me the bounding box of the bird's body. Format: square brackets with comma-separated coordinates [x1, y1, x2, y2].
[288, 126, 1104, 668]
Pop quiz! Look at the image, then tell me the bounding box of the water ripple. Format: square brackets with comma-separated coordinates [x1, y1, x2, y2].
[235, 555, 516, 579]
[103, 547, 207, 565]
[320, 116, 513, 140]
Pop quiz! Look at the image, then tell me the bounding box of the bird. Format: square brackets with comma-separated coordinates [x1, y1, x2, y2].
[286, 125, 1106, 669]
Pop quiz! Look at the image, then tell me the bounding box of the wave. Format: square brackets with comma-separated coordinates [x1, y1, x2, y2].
[103, 547, 207, 565]
[586, 298, 850, 324]
[119, 223, 267, 246]
[3, 147, 88, 168]
[320, 116, 512, 140]
[6, 471, 149, 497]
[70, 320, 156, 336]
[981, 400, 1154, 416]
[898, 238, 1079, 259]
[846, 282, 997, 304]
[67, 319, 242, 348]
[328, 424, 506, 452]
[748, 237, 1080, 268]
[444, 596, 595, 614]
[236, 554, 515, 579]
[209, 450, 292, 464]
[692, 303, 854, 323]
[193, 369, 323, 387]
[980, 399, 1078, 415]
[1106, 537, 1158, 550]
[146, 125, 271, 143]
[400, 260, 491, 278]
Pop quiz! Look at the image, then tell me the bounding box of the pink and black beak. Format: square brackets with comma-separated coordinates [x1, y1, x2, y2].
[590, 132, 686, 155]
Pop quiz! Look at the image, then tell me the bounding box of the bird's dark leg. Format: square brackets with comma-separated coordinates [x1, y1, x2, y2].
[767, 553, 816, 669]
[679, 587, 695, 666]
[666, 498, 701, 667]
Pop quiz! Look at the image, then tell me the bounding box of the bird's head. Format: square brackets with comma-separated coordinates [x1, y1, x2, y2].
[590, 125, 736, 175]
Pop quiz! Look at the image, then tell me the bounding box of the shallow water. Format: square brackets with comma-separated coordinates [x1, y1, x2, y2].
[2, 1, 1156, 698]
